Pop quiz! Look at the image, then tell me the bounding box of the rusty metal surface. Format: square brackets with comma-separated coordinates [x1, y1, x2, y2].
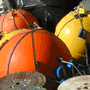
[0, 71, 46, 90]
[18, 86, 47, 90]
[58, 75, 90, 90]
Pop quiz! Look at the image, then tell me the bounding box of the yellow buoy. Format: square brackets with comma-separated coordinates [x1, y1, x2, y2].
[55, 4, 90, 60]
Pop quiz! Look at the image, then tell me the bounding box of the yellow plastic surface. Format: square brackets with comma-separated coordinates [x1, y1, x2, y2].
[55, 10, 90, 60]
[78, 4, 85, 14]
[0, 29, 28, 47]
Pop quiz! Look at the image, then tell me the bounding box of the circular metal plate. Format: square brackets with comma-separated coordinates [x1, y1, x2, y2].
[58, 75, 90, 90]
[18, 86, 47, 90]
[0, 71, 46, 90]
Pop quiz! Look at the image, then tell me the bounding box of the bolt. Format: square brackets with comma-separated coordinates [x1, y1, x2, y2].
[11, 80, 15, 82]
[22, 85, 26, 86]
[10, 86, 14, 88]
[23, 79, 27, 81]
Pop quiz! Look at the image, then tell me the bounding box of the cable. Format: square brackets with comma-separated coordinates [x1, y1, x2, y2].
[7, 29, 38, 74]
[60, 60, 82, 76]
[15, 9, 29, 28]
[31, 31, 38, 71]
[72, 64, 82, 76]
[12, 10, 17, 30]
[1, 12, 8, 32]
[75, 7, 89, 66]
[74, 8, 84, 28]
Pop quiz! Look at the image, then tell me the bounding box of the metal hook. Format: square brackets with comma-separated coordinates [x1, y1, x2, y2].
[74, 4, 85, 14]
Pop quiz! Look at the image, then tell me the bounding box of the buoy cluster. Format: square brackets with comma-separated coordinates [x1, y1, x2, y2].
[1, 1, 90, 90]
[0, 6, 72, 79]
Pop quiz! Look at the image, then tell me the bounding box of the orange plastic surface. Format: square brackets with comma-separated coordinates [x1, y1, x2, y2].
[0, 9, 39, 32]
[0, 29, 72, 78]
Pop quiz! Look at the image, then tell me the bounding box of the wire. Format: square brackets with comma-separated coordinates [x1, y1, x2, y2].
[74, 8, 84, 28]
[61, 60, 82, 76]
[72, 64, 82, 76]
[1, 12, 8, 32]
[15, 9, 29, 28]
[75, 7, 89, 66]
[31, 31, 38, 71]
[12, 10, 17, 30]
[7, 29, 38, 74]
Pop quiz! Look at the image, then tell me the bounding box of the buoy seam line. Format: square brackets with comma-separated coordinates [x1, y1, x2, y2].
[1, 12, 8, 32]
[57, 18, 75, 37]
[7, 29, 36, 75]
[31, 31, 38, 72]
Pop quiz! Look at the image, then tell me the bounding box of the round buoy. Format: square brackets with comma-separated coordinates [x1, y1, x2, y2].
[0, 29, 72, 78]
[55, 5, 90, 60]
[0, 9, 39, 33]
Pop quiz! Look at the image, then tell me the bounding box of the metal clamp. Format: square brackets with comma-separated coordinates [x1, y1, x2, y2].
[74, 4, 85, 14]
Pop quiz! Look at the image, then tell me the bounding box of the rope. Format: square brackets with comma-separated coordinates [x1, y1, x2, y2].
[15, 9, 29, 28]
[12, 9, 17, 30]
[7, 30, 38, 74]
[74, 6, 89, 66]
[1, 12, 8, 32]
[31, 31, 38, 71]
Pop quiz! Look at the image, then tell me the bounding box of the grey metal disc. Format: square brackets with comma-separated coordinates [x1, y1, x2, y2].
[0, 71, 46, 90]
[18, 86, 47, 90]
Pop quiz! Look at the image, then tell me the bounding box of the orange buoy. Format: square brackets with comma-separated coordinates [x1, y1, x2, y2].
[0, 9, 39, 33]
[0, 29, 72, 78]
